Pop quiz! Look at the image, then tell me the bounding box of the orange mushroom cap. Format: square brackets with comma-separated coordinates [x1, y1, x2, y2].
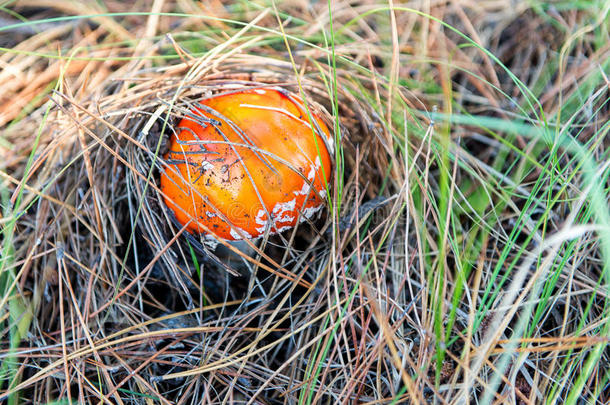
[160, 88, 333, 241]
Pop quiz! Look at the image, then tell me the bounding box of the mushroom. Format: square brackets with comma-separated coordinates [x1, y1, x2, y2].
[160, 88, 333, 241]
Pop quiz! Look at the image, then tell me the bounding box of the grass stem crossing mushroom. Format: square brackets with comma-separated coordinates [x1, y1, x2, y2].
[160, 88, 333, 241]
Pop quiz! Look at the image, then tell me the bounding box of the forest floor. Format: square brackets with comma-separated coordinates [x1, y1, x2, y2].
[1, 1, 609, 403]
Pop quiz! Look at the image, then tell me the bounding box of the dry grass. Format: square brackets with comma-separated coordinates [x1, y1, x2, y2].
[1, 0, 609, 404]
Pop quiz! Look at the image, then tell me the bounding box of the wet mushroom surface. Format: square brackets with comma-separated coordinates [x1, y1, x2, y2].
[160, 88, 333, 242]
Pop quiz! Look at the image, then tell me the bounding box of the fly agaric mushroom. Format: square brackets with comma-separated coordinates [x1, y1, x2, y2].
[160, 88, 333, 241]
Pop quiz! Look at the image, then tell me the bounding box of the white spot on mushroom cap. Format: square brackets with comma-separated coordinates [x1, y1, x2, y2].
[273, 225, 293, 234]
[243, 173, 328, 238]
[229, 226, 252, 240]
[256, 223, 293, 235]
[301, 204, 324, 220]
[275, 214, 295, 223]
[255, 199, 298, 231]
[200, 161, 214, 171]
[297, 156, 325, 197]
[294, 181, 311, 196]
[254, 199, 299, 235]
[272, 198, 296, 216]
[255, 209, 267, 226]
[254, 89, 266, 95]
[295, 157, 328, 200]
[229, 228, 242, 240]
[306, 156, 321, 182]
[306, 166, 315, 181]
[255, 200, 325, 234]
